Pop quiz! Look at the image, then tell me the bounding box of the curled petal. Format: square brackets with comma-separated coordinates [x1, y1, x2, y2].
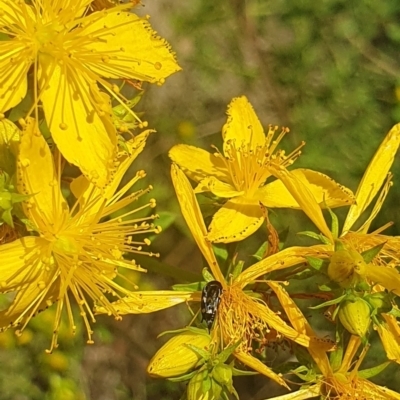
[343, 123, 400, 233]
[236, 245, 330, 286]
[375, 314, 400, 364]
[234, 351, 289, 388]
[94, 291, 197, 314]
[259, 169, 355, 208]
[272, 168, 333, 241]
[171, 164, 225, 283]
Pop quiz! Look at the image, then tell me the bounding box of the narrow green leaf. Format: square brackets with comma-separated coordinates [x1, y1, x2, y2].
[361, 242, 386, 264]
[358, 361, 391, 380]
[309, 294, 346, 310]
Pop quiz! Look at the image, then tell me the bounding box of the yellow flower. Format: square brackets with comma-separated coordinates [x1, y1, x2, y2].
[170, 96, 354, 243]
[317, 124, 400, 364]
[0, 118, 159, 352]
[0, 0, 181, 187]
[268, 316, 400, 399]
[99, 164, 332, 388]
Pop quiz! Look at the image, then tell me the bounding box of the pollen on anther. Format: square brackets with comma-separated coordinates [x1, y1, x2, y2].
[59, 122, 68, 130]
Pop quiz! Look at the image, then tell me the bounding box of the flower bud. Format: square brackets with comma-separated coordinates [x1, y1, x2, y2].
[187, 370, 212, 400]
[328, 249, 366, 288]
[212, 363, 232, 386]
[338, 297, 371, 337]
[148, 332, 211, 378]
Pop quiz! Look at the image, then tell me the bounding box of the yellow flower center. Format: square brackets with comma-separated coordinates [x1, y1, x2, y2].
[218, 283, 280, 352]
[53, 234, 80, 255]
[34, 21, 65, 56]
[322, 374, 373, 400]
[215, 126, 304, 197]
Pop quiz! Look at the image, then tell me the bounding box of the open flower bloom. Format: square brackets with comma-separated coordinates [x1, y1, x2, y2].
[0, 0, 181, 187]
[0, 118, 159, 352]
[98, 164, 332, 388]
[317, 124, 400, 363]
[268, 335, 400, 400]
[170, 96, 354, 243]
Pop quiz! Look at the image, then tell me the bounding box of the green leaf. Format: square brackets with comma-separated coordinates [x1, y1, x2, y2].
[361, 242, 386, 264]
[202, 268, 216, 282]
[172, 282, 203, 291]
[252, 241, 268, 261]
[231, 260, 245, 280]
[307, 256, 327, 272]
[334, 240, 346, 251]
[168, 370, 197, 382]
[326, 206, 339, 239]
[186, 343, 211, 361]
[358, 361, 391, 379]
[231, 367, 258, 376]
[309, 293, 346, 310]
[217, 340, 241, 363]
[298, 231, 324, 241]
[329, 345, 343, 372]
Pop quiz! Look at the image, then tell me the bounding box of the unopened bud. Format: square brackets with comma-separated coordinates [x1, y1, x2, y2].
[338, 297, 371, 337]
[328, 249, 366, 288]
[187, 370, 212, 400]
[212, 363, 232, 386]
[148, 332, 211, 378]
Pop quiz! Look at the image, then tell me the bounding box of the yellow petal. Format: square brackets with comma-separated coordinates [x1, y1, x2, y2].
[261, 385, 322, 400]
[70, 130, 151, 208]
[254, 301, 310, 347]
[0, 237, 42, 290]
[222, 96, 265, 153]
[169, 144, 230, 183]
[194, 176, 242, 197]
[258, 169, 355, 208]
[207, 197, 264, 243]
[17, 118, 66, 229]
[39, 62, 116, 188]
[343, 123, 400, 233]
[236, 244, 330, 285]
[234, 351, 289, 388]
[376, 314, 400, 364]
[366, 264, 400, 296]
[272, 167, 333, 242]
[0, 43, 29, 112]
[80, 11, 181, 82]
[171, 164, 225, 283]
[0, 274, 59, 332]
[268, 281, 333, 377]
[362, 379, 400, 400]
[94, 291, 196, 314]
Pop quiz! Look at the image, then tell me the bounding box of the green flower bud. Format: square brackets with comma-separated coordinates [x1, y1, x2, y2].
[187, 370, 212, 400]
[328, 249, 366, 288]
[147, 332, 211, 378]
[212, 363, 232, 386]
[338, 297, 371, 337]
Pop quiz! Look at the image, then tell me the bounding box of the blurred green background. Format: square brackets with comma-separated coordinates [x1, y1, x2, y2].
[1, 0, 400, 399]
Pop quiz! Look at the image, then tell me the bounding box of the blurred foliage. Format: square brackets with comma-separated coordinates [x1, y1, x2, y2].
[1, 0, 400, 399]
